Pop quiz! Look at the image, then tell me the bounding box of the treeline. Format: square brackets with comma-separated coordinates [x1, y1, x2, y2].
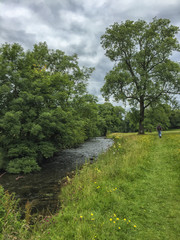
[0, 42, 179, 174]
[124, 104, 180, 133]
[0, 42, 125, 173]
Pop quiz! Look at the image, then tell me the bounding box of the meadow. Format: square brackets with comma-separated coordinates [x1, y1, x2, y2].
[1, 131, 180, 240]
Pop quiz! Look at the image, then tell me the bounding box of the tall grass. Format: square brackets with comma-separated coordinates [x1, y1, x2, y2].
[0, 187, 28, 240]
[1, 131, 180, 239]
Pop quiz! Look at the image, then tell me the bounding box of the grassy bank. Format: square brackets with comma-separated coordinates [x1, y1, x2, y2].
[1, 131, 180, 239]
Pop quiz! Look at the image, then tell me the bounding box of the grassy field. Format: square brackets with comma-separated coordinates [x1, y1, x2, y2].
[1, 131, 180, 239]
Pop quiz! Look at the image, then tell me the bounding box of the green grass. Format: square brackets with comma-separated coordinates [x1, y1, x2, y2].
[1, 131, 180, 239]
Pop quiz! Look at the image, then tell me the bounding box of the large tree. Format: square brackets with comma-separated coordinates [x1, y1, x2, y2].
[101, 18, 180, 134]
[0, 42, 94, 173]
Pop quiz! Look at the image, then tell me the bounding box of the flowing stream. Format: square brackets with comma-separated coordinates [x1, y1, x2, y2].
[0, 137, 113, 215]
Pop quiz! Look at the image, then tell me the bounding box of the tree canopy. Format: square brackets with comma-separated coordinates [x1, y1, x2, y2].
[0, 42, 97, 173]
[101, 18, 180, 134]
[0, 42, 127, 173]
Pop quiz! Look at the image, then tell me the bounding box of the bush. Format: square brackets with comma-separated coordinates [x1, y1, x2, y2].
[7, 157, 40, 174]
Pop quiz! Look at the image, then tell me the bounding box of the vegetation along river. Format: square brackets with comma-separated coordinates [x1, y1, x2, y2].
[0, 137, 113, 215]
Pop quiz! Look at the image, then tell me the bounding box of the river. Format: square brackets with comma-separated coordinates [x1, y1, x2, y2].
[0, 137, 113, 215]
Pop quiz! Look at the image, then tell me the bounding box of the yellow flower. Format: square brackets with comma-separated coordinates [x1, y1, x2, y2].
[97, 186, 100, 189]
[134, 225, 137, 228]
[113, 221, 116, 223]
[91, 213, 94, 216]
[118, 227, 121, 229]
[91, 218, 95, 221]
[110, 218, 112, 221]
[124, 218, 126, 221]
[114, 214, 116, 217]
[129, 220, 131, 222]
[116, 218, 119, 221]
[80, 216, 83, 219]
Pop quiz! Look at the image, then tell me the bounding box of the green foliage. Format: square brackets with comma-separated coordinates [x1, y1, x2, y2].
[7, 157, 40, 174]
[101, 18, 180, 134]
[169, 108, 180, 129]
[123, 108, 139, 132]
[72, 94, 100, 139]
[144, 104, 171, 131]
[97, 102, 125, 135]
[0, 185, 27, 239]
[0, 42, 96, 173]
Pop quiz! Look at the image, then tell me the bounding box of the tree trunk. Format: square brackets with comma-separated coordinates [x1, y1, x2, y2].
[138, 97, 145, 134]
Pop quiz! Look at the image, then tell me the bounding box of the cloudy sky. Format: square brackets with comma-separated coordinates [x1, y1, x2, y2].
[0, 0, 180, 105]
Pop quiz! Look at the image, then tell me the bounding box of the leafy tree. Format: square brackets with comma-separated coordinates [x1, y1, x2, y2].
[72, 94, 100, 139]
[0, 42, 94, 173]
[123, 108, 139, 133]
[101, 18, 180, 134]
[144, 104, 171, 131]
[169, 107, 180, 129]
[97, 102, 124, 135]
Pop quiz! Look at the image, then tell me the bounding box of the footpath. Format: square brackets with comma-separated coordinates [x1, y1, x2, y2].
[132, 134, 180, 239]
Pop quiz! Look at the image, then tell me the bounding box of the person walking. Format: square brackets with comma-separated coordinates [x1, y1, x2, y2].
[157, 125, 162, 138]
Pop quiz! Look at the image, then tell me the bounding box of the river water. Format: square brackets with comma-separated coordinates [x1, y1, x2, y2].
[0, 137, 113, 215]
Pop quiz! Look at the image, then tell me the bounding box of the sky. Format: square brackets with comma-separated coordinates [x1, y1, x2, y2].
[0, 0, 180, 106]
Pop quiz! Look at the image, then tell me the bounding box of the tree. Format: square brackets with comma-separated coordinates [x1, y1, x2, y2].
[169, 106, 180, 129]
[97, 102, 124, 135]
[71, 94, 100, 139]
[123, 108, 139, 133]
[101, 18, 180, 134]
[144, 104, 171, 131]
[0, 42, 94, 173]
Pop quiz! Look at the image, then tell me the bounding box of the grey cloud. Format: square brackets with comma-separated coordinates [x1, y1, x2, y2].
[0, 0, 180, 106]
[0, 16, 35, 49]
[0, 28, 36, 49]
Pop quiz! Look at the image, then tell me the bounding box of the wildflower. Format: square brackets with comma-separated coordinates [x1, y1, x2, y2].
[113, 221, 116, 224]
[116, 218, 119, 221]
[110, 218, 112, 221]
[134, 225, 137, 228]
[80, 216, 83, 219]
[118, 227, 121, 229]
[129, 220, 131, 222]
[114, 214, 116, 217]
[91, 218, 95, 221]
[95, 168, 101, 173]
[124, 218, 126, 221]
[91, 213, 94, 216]
[97, 186, 100, 189]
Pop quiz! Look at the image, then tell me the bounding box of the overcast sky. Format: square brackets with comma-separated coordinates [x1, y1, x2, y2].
[0, 0, 180, 106]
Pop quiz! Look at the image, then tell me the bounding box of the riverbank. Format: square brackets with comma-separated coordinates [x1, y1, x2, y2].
[0, 137, 113, 215]
[1, 131, 180, 239]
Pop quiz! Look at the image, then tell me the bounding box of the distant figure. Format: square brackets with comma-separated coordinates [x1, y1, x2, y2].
[157, 125, 162, 138]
